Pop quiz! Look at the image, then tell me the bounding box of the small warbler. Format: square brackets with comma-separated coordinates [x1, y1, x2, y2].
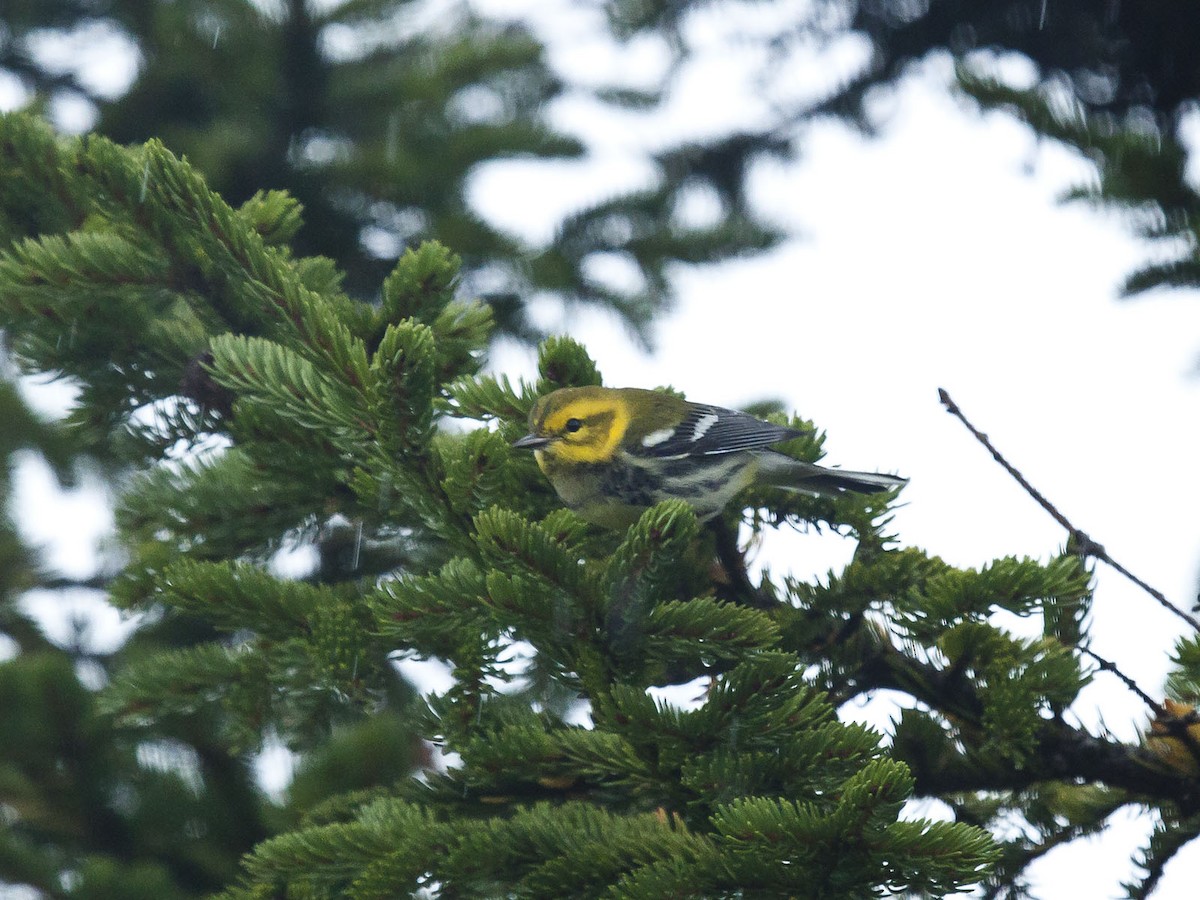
[513, 386, 905, 528]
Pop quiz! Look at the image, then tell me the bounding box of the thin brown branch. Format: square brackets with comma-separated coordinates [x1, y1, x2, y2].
[1080, 646, 1163, 715]
[1078, 648, 1200, 792]
[937, 387, 1200, 632]
[38, 574, 114, 592]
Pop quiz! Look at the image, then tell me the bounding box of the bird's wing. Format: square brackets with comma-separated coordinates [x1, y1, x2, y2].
[633, 403, 805, 457]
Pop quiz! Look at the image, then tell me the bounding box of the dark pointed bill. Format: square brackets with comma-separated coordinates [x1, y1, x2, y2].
[512, 433, 551, 449]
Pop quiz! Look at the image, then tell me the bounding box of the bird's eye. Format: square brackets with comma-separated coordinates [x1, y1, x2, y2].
[565, 418, 583, 433]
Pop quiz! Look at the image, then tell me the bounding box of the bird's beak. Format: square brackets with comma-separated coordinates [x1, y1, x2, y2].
[512, 433, 551, 450]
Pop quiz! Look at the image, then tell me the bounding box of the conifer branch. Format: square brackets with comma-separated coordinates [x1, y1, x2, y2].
[860, 639, 1200, 809]
[37, 574, 114, 592]
[11, 103, 1189, 894]
[1076, 647, 1200, 793]
[1126, 812, 1200, 899]
[708, 518, 775, 610]
[938, 388, 1200, 632]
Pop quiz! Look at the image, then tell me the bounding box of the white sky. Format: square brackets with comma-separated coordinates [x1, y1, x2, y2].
[5, 1, 1200, 897]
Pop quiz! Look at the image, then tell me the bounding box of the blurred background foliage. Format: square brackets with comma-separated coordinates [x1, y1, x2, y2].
[1, 0, 785, 344]
[6, 1, 1198, 315]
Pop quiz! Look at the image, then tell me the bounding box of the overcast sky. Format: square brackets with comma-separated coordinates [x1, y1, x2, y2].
[5, 1, 1200, 896]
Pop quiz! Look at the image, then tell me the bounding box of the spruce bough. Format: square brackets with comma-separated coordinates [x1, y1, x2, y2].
[4, 111, 1195, 897]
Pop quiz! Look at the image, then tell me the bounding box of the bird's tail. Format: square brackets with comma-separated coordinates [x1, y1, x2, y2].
[758, 454, 906, 496]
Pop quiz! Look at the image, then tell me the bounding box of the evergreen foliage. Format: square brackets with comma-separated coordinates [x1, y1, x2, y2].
[2, 111, 1199, 897]
[610, 0, 1200, 302]
[1, 0, 781, 343]
[6, 4, 1196, 347]
[955, 68, 1200, 299]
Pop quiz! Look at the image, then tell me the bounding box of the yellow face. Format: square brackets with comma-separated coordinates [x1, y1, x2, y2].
[525, 388, 631, 465]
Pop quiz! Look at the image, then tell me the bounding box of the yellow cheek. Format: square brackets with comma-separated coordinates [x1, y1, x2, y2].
[541, 399, 630, 463]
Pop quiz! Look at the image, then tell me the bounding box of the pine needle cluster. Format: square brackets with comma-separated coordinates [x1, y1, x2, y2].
[2, 110, 1198, 897]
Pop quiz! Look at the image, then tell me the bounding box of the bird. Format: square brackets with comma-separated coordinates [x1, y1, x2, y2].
[512, 386, 905, 528]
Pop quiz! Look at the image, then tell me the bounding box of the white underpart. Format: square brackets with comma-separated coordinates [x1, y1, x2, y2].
[641, 427, 675, 447]
[691, 413, 719, 441]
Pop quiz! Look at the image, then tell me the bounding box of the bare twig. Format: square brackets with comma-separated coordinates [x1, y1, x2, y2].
[1082, 646, 1200, 776]
[1079, 645, 1162, 715]
[38, 574, 114, 592]
[938, 387, 1200, 632]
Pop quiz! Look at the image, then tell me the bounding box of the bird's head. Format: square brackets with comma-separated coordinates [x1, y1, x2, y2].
[512, 386, 630, 465]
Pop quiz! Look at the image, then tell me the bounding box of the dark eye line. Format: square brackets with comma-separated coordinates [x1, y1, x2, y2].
[565, 417, 583, 433]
